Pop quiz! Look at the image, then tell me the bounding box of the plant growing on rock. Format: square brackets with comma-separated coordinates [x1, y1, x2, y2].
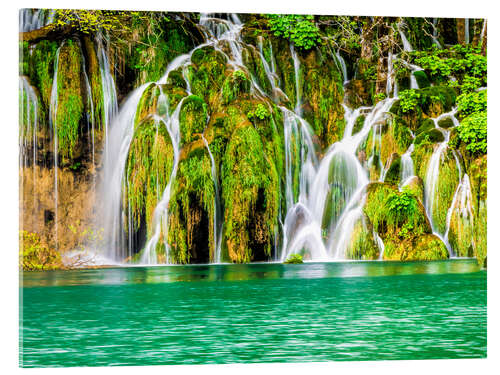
[456, 111, 487, 154]
[267, 14, 321, 50]
[398, 90, 421, 113]
[247, 103, 270, 121]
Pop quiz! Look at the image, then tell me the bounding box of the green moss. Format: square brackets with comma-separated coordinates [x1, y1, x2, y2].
[167, 147, 216, 264]
[302, 47, 345, 145]
[352, 115, 365, 135]
[187, 46, 228, 105]
[415, 118, 435, 136]
[20, 231, 63, 271]
[124, 117, 174, 237]
[29, 40, 59, 111]
[363, 182, 445, 261]
[55, 41, 84, 161]
[384, 154, 401, 185]
[414, 128, 445, 145]
[221, 70, 251, 104]
[284, 254, 303, 264]
[344, 217, 379, 260]
[413, 70, 430, 88]
[408, 234, 449, 261]
[179, 95, 208, 145]
[221, 125, 279, 263]
[127, 17, 195, 86]
[437, 116, 455, 129]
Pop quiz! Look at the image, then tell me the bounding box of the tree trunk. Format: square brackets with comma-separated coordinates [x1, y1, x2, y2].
[20, 24, 76, 44]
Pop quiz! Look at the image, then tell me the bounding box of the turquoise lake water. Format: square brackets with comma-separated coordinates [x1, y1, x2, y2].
[20, 260, 486, 367]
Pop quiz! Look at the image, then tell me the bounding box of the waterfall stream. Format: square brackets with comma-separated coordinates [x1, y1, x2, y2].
[90, 13, 476, 264]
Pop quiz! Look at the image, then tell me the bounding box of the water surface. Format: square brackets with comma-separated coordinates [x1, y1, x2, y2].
[20, 260, 486, 366]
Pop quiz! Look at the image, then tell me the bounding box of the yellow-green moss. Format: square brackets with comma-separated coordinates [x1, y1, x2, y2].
[55, 40, 84, 161]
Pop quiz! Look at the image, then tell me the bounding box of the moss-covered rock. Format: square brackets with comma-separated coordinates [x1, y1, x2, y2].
[179, 95, 208, 145]
[413, 70, 430, 88]
[384, 153, 402, 185]
[187, 46, 228, 107]
[415, 118, 435, 136]
[301, 47, 345, 146]
[363, 182, 447, 261]
[221, 70, 251, 104]
[124, 117, 174, 245]
[414, 128, 445, 145]
[221, 125, 279, 263]
[438, 116, 455, 129]
[167, 146, 216, 264]
[344, 215, 380, 260]
[402, 176, 425, 203]
[55, 40, 85, 161]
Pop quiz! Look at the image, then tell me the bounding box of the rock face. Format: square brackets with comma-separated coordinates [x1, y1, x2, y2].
[19, 12, 487, 267]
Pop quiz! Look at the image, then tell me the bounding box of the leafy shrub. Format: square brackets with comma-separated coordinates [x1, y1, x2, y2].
[457, 90, 487, 117]
[20, 231, 63, 271]
[457, 111, 487, 154]
[385, 190, 417, 226]
[284, 254, 304, 264]
[398, 90, 421, 113]
[247, 103, 270, 120]
[267, 14, 321, 50]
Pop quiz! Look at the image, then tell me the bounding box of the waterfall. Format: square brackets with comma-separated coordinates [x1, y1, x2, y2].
[432, 18, 442, 48]
[140, 99, 184, 264]
[335, 50, 348, 84]
[80, 48, 96, 174]
[443, 173, 474, 253]
[19, 77, 39, 171]
[203, 135, 223, 263]
[281, 97, 396, 261]
[398, 24, 413, 52]
[400, 144, 415, 188]
[49, 46, 61, 251]
[386, 52, 394, 96]
[464, 19, 470, 45]
[290, 44, 302, 115]
[96, 34, 119, 164]
[102, 84, 150, 261]
[480, 20, 487, 45]
[19, 8, 55, 32]
[422, 110, 461, 256]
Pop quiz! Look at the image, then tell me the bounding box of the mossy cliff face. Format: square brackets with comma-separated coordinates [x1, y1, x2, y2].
[362, 183, 448, 261]
[20, 13, 487, 266]
[20, 35, 108, 255]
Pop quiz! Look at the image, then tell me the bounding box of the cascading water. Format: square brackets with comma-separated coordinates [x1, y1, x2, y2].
[49, 46, 61, 251]
[140, 99, 184, 264]
[422, 110, 461, 256]
[96, 13, 478, 265]
[400, 144, 415, 188]
[203, 135, 223, 263]
[96, 34, 119, 164]
[19, 8, 55, 32]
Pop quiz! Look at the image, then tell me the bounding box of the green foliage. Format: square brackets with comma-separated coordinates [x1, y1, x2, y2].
[457, 111, 487, 154]
[20, 231, 63, 271]
[398, 90, 421, 113]
[179, 95, 208, 145]
[247, 103, 270, 121]
[54, 9, 138, 34]
[267, 14, 321, 50]
[373, 93, 387, 103]
[284, 254, 303, 264]
[456, 90, 487, 117]
[56, 41, 84, 160]
[385, 190, 417, 226]
[221, 70, 250, 104]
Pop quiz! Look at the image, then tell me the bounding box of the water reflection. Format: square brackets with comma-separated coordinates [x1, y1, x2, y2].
[21, 259, 482, 288]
